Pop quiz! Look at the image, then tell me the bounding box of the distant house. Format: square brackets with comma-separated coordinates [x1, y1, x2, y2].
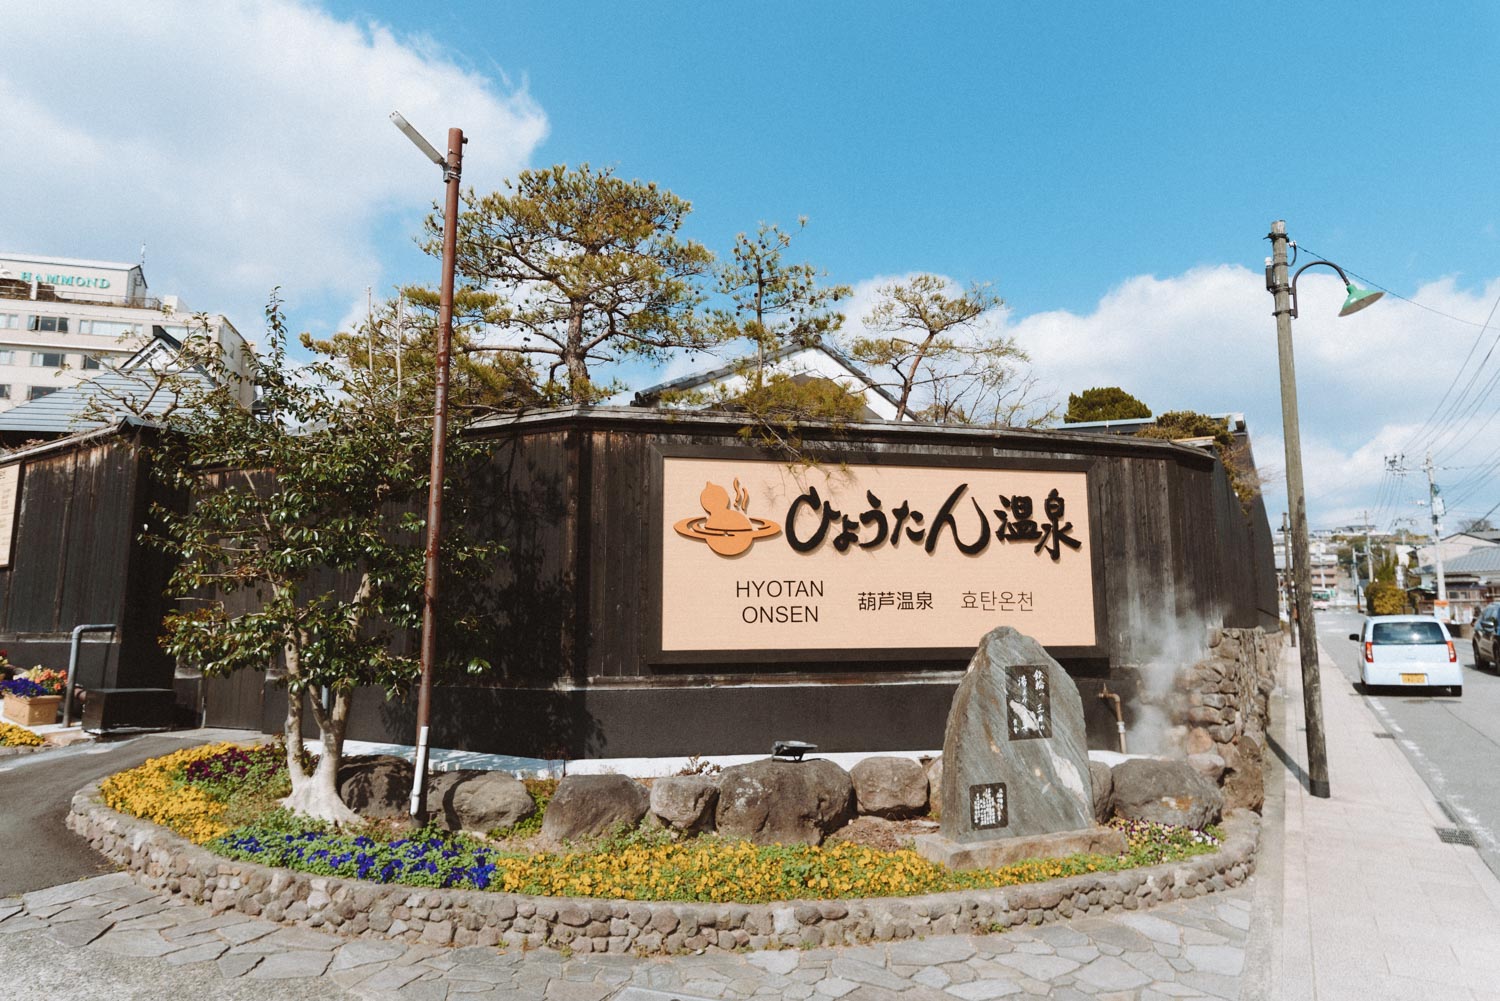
[1410, 542, 1500, 622]
[0, 328, 223, 448]
[631, 341, 913, 422]
[1407, 532, 1497, 575]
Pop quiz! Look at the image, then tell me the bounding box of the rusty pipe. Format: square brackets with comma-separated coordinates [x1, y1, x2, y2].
[1098, 683, 1127, 754]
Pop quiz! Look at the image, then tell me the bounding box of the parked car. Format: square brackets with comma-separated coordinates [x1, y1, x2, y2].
[1474, 603, 1500, 671]
[1348, 615, 1463, 696]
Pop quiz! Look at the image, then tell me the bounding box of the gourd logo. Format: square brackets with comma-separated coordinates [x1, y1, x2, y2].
[673, 478, 782, 556]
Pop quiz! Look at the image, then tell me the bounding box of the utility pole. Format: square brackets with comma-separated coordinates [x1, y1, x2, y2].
[392, 113, 466, 822]
[1267, 220, 1330, 798]
[1424, 454, 1449, 622]
[1364, 511, 1375, 612]
[1282, 511, 1297, 647]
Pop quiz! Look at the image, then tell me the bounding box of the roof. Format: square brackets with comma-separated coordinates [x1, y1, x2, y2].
[630, 341, 909, 418]
[1432, 547, 1500, 576]
[0, 252, 143, 273]
[0, 329, 210, 437]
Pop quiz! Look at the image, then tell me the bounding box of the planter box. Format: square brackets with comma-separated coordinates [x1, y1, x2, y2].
[3, 693, 61, 727]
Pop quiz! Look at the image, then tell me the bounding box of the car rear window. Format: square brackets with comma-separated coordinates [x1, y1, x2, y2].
[1371, 622, 1446, 645]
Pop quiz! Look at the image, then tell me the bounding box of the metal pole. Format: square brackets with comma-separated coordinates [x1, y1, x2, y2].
[63, 623, 116, 727]
[410, 127, 464, 822]
[1282, 511, 1297, 647]
[1268, 220, 1330, 798]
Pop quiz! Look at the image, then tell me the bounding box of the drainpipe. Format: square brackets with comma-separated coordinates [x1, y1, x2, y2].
[63, 623, 116, 727]
[1098, 683, 1127, 754]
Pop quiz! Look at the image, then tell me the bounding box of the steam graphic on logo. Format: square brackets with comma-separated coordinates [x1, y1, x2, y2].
[674, 478, 782, 556]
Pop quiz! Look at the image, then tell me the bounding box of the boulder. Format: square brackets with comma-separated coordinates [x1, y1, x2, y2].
[1111, 757, 1223, 830]
[650, 775, 719, 833]
[1088, 760, 1114, 824]
[715, 758, 854, 845]
[1221, 734, 1266, 813]
[939, 627, 1093, 841]
[1184, 727, 1215, 755]
[850, 756, 929, 818]
[427, 770, 535, 833]
[540, 774, 649, 843]
[337, 755, 414, 820]
[925, 757, 944, 819]
[1187, 752, 1227, 784]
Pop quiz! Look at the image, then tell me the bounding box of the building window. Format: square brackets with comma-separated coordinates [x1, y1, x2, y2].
[25, 316, 69, 333]
[31, 352, 65, 368]
[27, 386, 57, 401]
[0, 351, 12, 365]
[82, 355, 102, 370]
[0, 314, 18, 329]
[0, 385, 9, 399]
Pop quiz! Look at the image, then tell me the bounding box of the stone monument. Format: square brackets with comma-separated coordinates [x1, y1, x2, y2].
[915, 625, 1125, 869]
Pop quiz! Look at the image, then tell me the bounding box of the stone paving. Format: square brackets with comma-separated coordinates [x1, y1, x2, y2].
[0, 871, 1249, 1000]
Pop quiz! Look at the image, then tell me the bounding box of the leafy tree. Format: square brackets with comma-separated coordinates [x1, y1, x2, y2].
[437, 163, 717, 404]
[710, 220, 850, 380]
[662, 220, 864, 452]
[301, 291, 547, 417]
[1365, 580, 1406, 615]
[1461, 516, 1496, 533]
[148, 298, 495, 823]
[1134, 411, 1260, 508]
[846, 274, 1044, 426]
[1063, 386, 1151, 423]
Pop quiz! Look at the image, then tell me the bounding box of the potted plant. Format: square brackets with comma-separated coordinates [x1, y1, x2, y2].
[1, 670, 65, 727]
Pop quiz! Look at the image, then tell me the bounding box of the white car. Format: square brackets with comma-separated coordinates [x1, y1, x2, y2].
[1349, 615, 1462, 696]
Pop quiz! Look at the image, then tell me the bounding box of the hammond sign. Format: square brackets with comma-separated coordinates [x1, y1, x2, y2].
[658, 456, 1098, 657]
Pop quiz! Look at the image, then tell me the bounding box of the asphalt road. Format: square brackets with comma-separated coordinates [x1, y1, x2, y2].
[0, 729, 233, 896]
[1316, 609, 1500, 881]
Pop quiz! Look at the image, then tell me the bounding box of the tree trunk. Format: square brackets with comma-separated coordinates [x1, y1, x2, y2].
[896, 332, 937, 419]
[280, 630, 358, 826]
[281, 687, 359, 825]
[564, 303, 588, 399]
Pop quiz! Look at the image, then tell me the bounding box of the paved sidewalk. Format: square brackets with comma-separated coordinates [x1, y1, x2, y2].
[1265, 638, 1500, 1000]
[0, 870, 1250, 1000]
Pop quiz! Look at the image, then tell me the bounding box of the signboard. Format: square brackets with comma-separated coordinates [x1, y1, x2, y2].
[657, 454, 1098, 659]
[969, 783, 1008, 830]
[1005, 664, 1051, 740]
[0, 464, 19, 569]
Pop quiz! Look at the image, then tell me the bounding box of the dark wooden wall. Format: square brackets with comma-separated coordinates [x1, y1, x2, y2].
[0, 429, 177, 690]
[11, 409, 1270, 758]
[316, 409, 1275, 759]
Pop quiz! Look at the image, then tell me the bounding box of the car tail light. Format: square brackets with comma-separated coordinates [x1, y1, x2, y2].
[1365, 641, 1374, 663]
[1448, 641, 1457, 663]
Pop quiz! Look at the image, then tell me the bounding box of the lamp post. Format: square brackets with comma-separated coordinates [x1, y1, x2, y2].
[392, 111, 466, 821]
[1265, 219, 1384, 800]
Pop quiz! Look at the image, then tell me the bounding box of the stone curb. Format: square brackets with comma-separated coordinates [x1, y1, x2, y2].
[67, 779, 1260, 956]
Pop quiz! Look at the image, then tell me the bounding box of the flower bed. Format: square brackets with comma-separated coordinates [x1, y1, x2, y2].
[69, 774, 1260, 953]
[210, 820, 1219, 903]
[0, 721, 44, 748]
[94, 744, 1232, 908]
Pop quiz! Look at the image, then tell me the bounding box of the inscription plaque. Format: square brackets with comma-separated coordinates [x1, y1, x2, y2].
[969, 782, 1008, 830]
[1006, 663, 1051, 740]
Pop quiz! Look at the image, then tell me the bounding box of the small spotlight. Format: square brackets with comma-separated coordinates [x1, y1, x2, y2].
[772, 740, 817, 762]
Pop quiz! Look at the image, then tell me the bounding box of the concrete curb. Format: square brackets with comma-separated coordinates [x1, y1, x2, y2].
[67, 779, 1261, 956]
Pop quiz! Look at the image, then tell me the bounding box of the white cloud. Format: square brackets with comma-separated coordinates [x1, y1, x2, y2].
[838, 266, 1500, 530]
[0, 1, 546, 340]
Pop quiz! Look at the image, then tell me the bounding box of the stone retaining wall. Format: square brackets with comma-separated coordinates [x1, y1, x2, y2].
[1175, 627, 1280, 812]
[68, 782, 1259, 955]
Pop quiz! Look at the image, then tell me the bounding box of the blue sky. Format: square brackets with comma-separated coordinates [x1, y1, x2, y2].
[5, 2, 1500, 532]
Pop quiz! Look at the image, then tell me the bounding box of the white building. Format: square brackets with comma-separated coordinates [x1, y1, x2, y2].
[0, 252, 250, 412]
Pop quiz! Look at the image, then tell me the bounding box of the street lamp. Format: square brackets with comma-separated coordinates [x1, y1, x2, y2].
[1265, 219, 1384, 800]
[392, 110, 466, 821]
